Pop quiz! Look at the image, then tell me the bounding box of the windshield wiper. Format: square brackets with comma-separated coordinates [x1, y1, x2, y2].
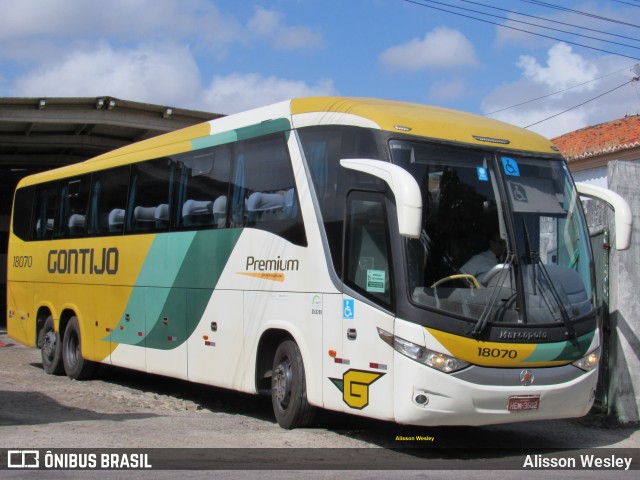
[535, 261, 576, 339]
[522, 219, 576, 339]
[468, 252, 515, 338]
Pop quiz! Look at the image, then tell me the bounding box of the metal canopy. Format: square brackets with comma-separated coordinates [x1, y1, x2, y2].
[0, 96, 222, 169]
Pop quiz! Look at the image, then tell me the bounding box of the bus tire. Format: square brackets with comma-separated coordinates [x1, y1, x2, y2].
[40, 315, 64, 375]
[271, 339, 316, 429]
[62, 316, 96, 380]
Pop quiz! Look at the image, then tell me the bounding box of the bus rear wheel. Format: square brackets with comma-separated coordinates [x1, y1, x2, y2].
[40, 315, 64, 375]
[271, 339, 316, 429]
[62, 316, 96, 380]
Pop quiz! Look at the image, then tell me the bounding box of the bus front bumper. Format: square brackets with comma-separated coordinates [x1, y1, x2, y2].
[393, 353, 597, 426]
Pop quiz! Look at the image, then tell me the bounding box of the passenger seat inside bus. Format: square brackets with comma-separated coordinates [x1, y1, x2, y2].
[155, 204, 170, 229]
[212, 196, 227, 227]
[108, 209, 125, 233]
[247, 191, 285, 222]
[68, 214, 86, 236]
[133, 206, 157, 231]
[182, 199, 213, 227]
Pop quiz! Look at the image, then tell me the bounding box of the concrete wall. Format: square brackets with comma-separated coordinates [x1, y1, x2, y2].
[607, 160, 640, 424]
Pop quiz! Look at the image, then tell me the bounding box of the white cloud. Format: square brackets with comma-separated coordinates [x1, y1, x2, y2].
[482, 43, 635, 138]
[247, 7, 324, 51]
[202, 73, 337, 114]
[517, 43, 598, 91]
[0, 0, 241, 61]
[13, 43, 202, 106]
[11, 41, 336, 114]
[380, 27, 478, 71]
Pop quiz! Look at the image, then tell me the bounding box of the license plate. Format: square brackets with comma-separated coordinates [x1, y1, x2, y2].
[508, 395, 540, 411]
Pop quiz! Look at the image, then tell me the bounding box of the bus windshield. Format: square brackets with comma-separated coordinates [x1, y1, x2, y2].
[391, 139, 594, 330]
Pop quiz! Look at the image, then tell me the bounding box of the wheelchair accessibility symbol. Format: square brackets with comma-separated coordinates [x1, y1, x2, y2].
[502, 157, 520, 177]
[343, 299, 354, 320]
[510, 182, 528, 203]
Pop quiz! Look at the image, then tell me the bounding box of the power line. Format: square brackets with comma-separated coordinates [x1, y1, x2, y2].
[614, 0, 640, 7]
[427, 0, 640, 52]
[402, 0, 640, 60]
[519, 0, 640, 29]
[458, 0, 640, 43]
[524, 79, 634, 128]
[485, 64, 637, 115]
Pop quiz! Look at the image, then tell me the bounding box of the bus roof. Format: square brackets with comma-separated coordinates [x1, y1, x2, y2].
[290, 97, 557, 154]
[17, 97, 558, 187]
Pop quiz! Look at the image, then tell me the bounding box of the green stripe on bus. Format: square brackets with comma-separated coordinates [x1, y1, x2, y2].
[523, 331, 594, 363]
[105, 228, 243, 348]
[190, 118, 291, 151]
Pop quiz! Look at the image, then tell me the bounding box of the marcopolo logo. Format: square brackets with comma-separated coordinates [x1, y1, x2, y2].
[329, 369, 385, 410]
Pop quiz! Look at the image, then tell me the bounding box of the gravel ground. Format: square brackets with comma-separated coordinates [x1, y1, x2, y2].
[1, 326, 639, 476]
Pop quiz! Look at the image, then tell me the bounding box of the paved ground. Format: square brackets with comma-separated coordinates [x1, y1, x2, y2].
[1, 326, 639, 478]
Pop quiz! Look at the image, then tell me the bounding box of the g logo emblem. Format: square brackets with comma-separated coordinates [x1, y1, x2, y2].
[330, 369, 384, 409]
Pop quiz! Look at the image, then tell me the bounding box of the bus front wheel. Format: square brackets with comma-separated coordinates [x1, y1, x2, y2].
[271, 339, 316, 429]
[40, 316, 64, 375]
[62, 316, 96, 380]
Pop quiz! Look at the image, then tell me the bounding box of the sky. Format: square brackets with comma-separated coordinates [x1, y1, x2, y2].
[0, 0, 639, 138]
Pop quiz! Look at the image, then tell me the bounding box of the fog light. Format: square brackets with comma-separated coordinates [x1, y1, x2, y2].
[415, 394, 428, 405]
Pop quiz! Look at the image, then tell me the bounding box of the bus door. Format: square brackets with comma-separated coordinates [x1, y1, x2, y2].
[331, 192, 395, 420]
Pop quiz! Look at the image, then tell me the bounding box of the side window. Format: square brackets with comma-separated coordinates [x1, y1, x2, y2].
[58, 176, 90, 237]
[127, 158, 176, 233]
[88, 166, 130, 235]
[344, 193, 393, 307]
[298, 126, 386, 275]
[176, 145, 231, 229]
[33, 183, 59, 240]
[230, 134, 307, 246]
[12, 187, 35, 241]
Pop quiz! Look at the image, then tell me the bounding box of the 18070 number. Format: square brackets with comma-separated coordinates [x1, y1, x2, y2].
[477, 347, 518, 359]
[13, 255, 33, 268]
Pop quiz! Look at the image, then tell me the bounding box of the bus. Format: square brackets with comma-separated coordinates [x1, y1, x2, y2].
[7, 97, 631, 429]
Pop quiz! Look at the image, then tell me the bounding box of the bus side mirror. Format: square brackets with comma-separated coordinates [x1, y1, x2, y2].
[340, 159, 422, 239]
[576, 182, 632, 251]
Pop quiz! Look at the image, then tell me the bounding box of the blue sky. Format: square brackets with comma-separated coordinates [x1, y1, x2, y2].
[1, 0, 639, 138]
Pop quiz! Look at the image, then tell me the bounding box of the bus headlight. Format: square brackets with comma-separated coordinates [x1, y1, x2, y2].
[393, 335, 469, 373]
[572, 347, 600, 372]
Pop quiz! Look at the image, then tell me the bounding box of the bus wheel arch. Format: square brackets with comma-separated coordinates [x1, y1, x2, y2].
[270, 338, 316, 429]
[36, 306, 53, 348]
[39, 311, 64, 376]
[255, 329, 292, 393]
[255, 329, 316, 429]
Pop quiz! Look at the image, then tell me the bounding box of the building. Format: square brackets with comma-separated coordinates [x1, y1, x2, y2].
[0, 97, 221, 323]
[553, 115, 640, 424]
[553, 114, 640, 188]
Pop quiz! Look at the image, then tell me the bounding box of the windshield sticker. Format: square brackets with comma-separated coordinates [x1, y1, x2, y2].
[476, 166, 489, 181]
[510, 182, 529, 203]
[366, 270, 386, 293]
[502, 157, 520, 176]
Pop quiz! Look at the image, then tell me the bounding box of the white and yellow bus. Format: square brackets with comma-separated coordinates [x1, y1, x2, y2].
[7, 97, 631, 429]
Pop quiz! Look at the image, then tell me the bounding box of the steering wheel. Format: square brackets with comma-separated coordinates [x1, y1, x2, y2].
[431, 274, 481, 289]
[481, 263, 509, 285]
